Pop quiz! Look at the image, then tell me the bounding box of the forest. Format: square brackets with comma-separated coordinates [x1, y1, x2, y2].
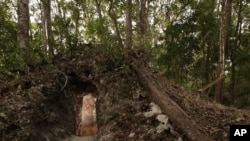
[0, 0, 250, 140]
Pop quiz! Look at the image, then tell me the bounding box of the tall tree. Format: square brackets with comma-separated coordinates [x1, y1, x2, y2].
[94, 0, 105, 43]
[135, 0, 149, 48]
[229, 0, 243, 104]
[108, 0, 123, 47]
[41, 0, 52, 58]
[17, 0, 30, 56]
[125, 0, 132, 49]
[214, 0, 232, 102]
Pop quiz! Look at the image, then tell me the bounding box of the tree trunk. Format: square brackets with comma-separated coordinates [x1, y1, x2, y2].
[135, 0, 148, 48]
[17, 0, 29, 56]
[136, 64, 213, 141]
[95, 0, 106, 44]
[74, 7, 80, 48]
[55, 0, 64, 50]
[125, 0, 132, 49]
[95, 0, 102, 20]
[108, 0, 123, 47]
[214, 0, 232, 103]
[41, 0, 52, 58]
[230, 0, 242, 104]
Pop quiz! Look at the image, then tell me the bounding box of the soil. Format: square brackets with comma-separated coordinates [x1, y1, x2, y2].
[0, 45, 250, 141]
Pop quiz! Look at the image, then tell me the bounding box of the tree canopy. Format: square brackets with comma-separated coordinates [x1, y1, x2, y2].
[1, 0, 250, 107]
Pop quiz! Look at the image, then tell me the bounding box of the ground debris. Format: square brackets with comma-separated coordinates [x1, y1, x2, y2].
[1, 46, 250, 141]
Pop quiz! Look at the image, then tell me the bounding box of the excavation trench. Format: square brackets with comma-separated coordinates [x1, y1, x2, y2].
[62, 93, 98, 141]
[61, 78, 98, 141]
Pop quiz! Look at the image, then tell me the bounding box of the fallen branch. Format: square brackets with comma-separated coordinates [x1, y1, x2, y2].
[197, 75, 224, 93]
[135, 64, 213, 141]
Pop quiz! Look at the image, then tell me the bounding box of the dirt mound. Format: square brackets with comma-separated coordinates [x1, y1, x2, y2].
[1, 46, 250, 140]
[151, 73, 250, 140]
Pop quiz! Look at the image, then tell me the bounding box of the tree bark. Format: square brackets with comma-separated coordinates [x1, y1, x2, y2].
[108, 0, 123, 47]
[41, 0, 52, 58]
[230, 0, 242, 105]
[95, 0, 106, 44]
[125, 0, 132, 49]
[136, 64, 213, 141]
[135, 0, 148, 48]
[214, 0, 232, 103]
[17, 0, 30, 55]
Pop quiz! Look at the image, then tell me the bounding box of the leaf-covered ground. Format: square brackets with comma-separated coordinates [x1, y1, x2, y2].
[0, 46, 250, 141]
